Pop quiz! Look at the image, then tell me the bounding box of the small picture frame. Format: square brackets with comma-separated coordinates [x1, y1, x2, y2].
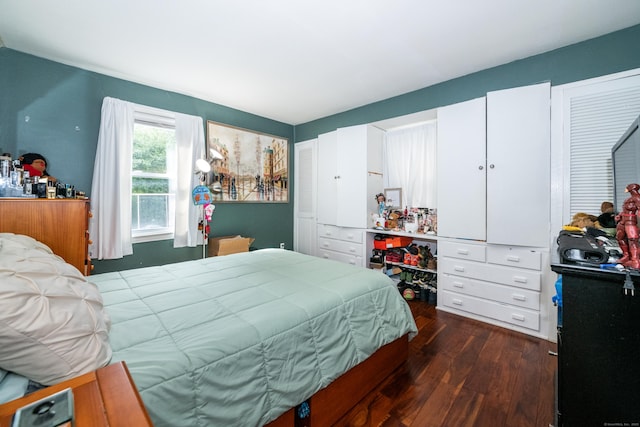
[384, 188, 402, 210]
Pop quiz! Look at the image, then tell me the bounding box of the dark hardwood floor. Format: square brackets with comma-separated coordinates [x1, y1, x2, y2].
[335, 301, 558, 427]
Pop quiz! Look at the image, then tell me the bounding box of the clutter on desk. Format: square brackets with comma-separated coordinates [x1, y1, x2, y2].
[371, 195, 437, 235]
[0, 153, 86, 199]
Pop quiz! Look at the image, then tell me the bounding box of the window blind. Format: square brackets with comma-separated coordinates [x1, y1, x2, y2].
[567, 75, 640, 218]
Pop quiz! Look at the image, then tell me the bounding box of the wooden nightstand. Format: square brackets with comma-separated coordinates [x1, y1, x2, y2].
[0, 362, 152, 427]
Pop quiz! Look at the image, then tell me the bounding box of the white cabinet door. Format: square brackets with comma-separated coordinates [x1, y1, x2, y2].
[437, 97, 487, 240]
[336, 125, 383, 228]
[336, 125, 367, 228]
[317, 130, 337, 225]
[317, 125, 383, 229]
[486, 82, 550, 247]
[294, 139, 317, 255]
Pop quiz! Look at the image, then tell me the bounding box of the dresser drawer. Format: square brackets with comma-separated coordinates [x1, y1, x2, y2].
[439, 240, 486, 262]
[440, 290, 540, 331]
[439, 257, 541, 291]
[439, 273, 540, 310]
[486, 245, 542, 271]
[318, 236, 363, 257]
[317, 249, 362, 267]
[317, 224, 364, 243]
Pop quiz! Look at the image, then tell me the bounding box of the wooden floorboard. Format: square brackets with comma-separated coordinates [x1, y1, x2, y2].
[334, 301, 557, 427]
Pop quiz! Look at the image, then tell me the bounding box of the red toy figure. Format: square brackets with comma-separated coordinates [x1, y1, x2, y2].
[615, 183, 640, 269]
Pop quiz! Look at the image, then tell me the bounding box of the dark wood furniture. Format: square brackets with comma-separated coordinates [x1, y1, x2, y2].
[0, 362, 152, 427]
[265, 334, 408, 427]
[551, 264, 640, 427]
[0, 198, 92, 275]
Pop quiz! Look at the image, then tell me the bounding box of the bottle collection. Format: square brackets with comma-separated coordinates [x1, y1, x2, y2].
[0, 154, 85, 199]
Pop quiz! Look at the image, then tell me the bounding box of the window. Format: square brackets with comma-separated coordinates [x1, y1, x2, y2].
[557, 72, 640, 220]
[383, 121, 437, 208]
[131, 114, 177, 242]
[91, 96, 205, 260]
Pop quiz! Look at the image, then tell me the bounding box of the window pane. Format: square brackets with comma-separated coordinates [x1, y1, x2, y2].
[132, 177, 170, 194]
[132, 195, 139, 229]
[132, 119, 176, 240]
[133, 123, 172, 173]
[133, 194, 169, 230]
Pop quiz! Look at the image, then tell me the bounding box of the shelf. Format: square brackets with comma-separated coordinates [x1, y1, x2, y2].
[365, 228, 438, 241]
[385, 262, 436, 275]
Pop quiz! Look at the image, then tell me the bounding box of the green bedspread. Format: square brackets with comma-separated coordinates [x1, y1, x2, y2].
[92, 249, 417, 427]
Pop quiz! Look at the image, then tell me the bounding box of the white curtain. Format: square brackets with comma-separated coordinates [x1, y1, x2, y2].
[174, 113, 205, 248]
[383, 121, 437, 208]
[90, 97, 204, 260]
[89, 97, 134, 260]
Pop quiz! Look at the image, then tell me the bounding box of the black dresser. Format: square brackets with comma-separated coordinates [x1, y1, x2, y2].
[551, 264, 640, 427]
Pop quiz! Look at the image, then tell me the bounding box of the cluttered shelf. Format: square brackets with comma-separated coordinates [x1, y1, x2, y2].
[365, 229, 438, 304]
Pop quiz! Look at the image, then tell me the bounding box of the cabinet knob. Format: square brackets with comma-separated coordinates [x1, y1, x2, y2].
[489, 164, 495, 169]
[478, 165, 484, 170]
[334, 175, 341, 179]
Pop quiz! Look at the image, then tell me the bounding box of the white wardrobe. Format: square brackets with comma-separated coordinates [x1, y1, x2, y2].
[294, 124, 384, 266]
[294, 82, 557, 340]
[436, 82, 556, 340]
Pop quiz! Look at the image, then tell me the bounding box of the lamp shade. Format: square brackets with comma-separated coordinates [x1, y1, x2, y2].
[195, 158, 211, 173]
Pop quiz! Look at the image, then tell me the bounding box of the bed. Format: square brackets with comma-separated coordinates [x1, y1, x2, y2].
[0, 233, 417, 426]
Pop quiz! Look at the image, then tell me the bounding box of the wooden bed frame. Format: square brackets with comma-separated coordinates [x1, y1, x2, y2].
[266, 334, 409, 427]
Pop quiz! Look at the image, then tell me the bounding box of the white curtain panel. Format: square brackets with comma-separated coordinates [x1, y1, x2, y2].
[89, 97, 134, 260]
[90, 98, 203, 259]
[383, 121, 437, 208]
[174, 113, 205, 248]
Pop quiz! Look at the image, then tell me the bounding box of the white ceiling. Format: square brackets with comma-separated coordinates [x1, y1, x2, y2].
[1, 0, 639, 125]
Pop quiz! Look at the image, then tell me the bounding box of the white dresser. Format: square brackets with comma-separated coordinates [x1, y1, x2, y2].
[317, 224, 365, 267]
[438, 239, 551, 337]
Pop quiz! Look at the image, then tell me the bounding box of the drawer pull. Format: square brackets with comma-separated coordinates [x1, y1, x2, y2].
[322, 242, 330, 248]
[452, 298, 463, 306]
[507, 255, 521, 263]
[348, 247, 356, 253]
[346, 234, 354, 240]
[512, 294, 526, 301]
[457, 249, 470, 255]
[511, 313, 526, 322]
[454, 266, 466, 272]
[513, 276, 528, 284]
[453, 281, 464, 288]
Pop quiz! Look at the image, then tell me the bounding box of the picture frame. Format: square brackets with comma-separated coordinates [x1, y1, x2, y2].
[205, 121, 289, 203]
[384, 188, 402, 209]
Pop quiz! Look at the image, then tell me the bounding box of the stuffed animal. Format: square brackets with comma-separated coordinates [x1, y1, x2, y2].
[387, 212, 400, 230]
[564, 212, 600, 231]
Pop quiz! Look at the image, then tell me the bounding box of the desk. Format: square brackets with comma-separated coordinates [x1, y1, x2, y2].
[0, 362, 152, 427]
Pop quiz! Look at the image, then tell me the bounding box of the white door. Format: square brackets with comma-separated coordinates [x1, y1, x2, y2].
[437, 97, 487, 240]
[294, 139, 317, 255]
[317, 130, 337, 225]
[486, 82, 551, 247]
[336, 125, 368, 228]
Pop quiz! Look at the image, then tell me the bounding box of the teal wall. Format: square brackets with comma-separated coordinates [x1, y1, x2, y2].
[2, 24, 639, 273]
[0, 48, 294, 273]
[295, 24, 640, 141]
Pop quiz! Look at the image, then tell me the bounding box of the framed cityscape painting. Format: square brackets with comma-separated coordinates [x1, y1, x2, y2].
[205, 121, 289, 203]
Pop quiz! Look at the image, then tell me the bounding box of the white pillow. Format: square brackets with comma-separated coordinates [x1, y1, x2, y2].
[0, 233, 112, 385]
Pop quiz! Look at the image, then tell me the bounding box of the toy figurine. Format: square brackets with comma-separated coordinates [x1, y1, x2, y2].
[375, 192, 386, 217]
[615, 183, 640, 269]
